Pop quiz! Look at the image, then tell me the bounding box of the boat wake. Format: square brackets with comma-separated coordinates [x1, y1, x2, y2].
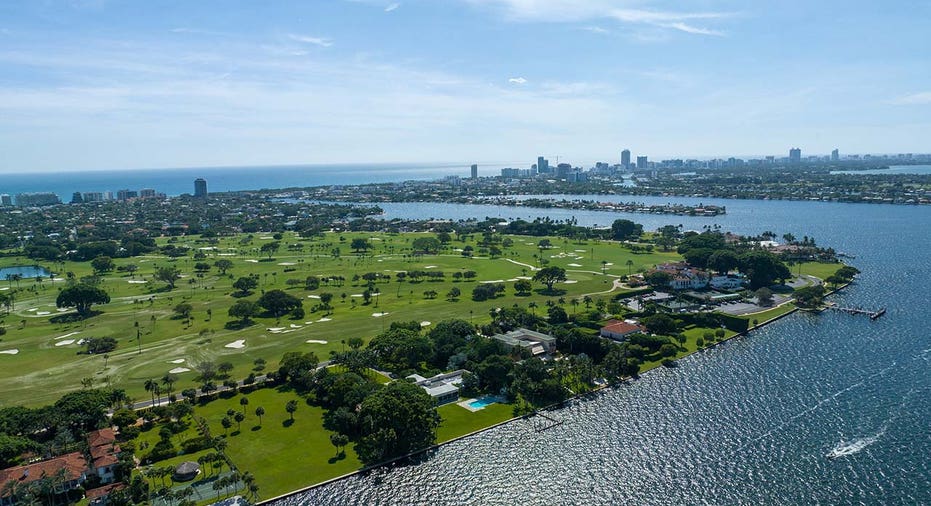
[826, 432, 882, 459]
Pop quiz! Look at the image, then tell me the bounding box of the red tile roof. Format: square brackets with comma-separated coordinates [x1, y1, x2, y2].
[87, 429, 121, 469]
[0, 452, 87, 490]
[85, 483, 125, 500]
[601, 320, 645, 336]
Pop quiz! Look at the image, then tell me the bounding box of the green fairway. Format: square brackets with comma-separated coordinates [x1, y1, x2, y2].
[0, 231, 673, 407]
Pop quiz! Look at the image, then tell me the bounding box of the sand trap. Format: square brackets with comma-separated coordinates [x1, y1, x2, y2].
[516, 276, 532, 280]
[225, 340, 246, 349]
[317, 317, 332, 322]
[290, 324, 302, 329]
[27, 308, 38, 312]
[575, 249, 587, 252]
[57, 308, 71, 312]
[306, 340, 328, 344]
[55, 332, 81, 340]
[0, 287, 8, 291]
[169, 367, 191, 374]
[307, 295, 321, 299]
[266, 327, 285, 332]
[350, 294, 364, 298]
[168, 359, 185, 364]
[304, 321, 314, 325]
[372, 312, 389, 317]
[245, 259, 259, 263]
[568, 263, 582, 267]
[128, 280, 147, 284]
[506, 278, 519, 282]
[35, 311, 50, 315]
[259, 237, 273, 240]
[0, 349, 18, 355]
[424, 265, 437, 269]
[218, 253, 236, 256]
[480, 279, 504, 284]
[55, 339, 75, 346]
[563, 280, 578, 284]
[605, 262, 614, 266]
[420, 321, 431, 327]
[278, 262, 296, 266]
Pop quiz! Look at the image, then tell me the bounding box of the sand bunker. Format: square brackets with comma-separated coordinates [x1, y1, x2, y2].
[290, 324, 302, 329]
[168, 358, 185, 364]
[128, 280, 147, 284]
[480, 279, 504, 284]
[55, 340, 75, 346]
[36, 311, 50, 315]
[563, 280, 578, 284]
[307, 295, 321, 299]
[568, 263, 582, 267]
[225, 340, 246, 349]
[424, 265, 437, 269]
[266, 327, 285, 332]
[372, 312, 389, 317]
[317, 317, 332, 322]
[55, 332, 81, 340]
[305, 340, 328, 344]
[169, 367, 191, 374]
[245, 259, 259, 263]
[420, 321, 431, 327]
[278, 262, 296, 266]
[575, 249, 587, 252]
[0, 349, 18, 355]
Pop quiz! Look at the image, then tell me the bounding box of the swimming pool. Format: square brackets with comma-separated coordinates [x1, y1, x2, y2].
[468, 397, 497, 409]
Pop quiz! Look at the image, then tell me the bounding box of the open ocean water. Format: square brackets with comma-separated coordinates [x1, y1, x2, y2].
[273, 198, 931, 505]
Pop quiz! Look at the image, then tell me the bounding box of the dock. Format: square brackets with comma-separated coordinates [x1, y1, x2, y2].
[827, 305, 886, 320]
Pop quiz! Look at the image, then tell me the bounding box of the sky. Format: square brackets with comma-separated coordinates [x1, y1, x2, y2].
[0, 0, 929, 172]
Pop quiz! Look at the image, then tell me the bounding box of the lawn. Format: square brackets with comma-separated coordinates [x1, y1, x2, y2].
[0, 231, 679, 407]
[436, 402, 514, 443]
[794, 261, 845, 281]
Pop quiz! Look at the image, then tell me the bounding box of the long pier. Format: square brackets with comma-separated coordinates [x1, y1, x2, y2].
[827, 305, 886, 320]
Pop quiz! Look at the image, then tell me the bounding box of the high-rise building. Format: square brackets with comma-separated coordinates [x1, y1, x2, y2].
[470, 164, 478, 179]
[556, 163, 572, 179]
[16, 192, 60, 207]
[117, 189, 138, 201]
[1, 194, 12, 206]
[139, 188, 156, 198]
[194, 178, 208, 198]
[71, 192, 84, 204]
[537, 156, 549, 174]
[789, 148, 801, 163]
[636, 156, 648, 169]
[621, 149, 631, 168]
[831, 148, 839, 161]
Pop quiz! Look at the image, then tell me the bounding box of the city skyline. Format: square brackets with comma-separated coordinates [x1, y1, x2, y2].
[1, 0, 929, 173]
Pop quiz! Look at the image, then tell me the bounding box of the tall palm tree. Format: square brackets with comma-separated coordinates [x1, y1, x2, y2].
[626, 259, 634, 275]
[144, 379, 157, 406]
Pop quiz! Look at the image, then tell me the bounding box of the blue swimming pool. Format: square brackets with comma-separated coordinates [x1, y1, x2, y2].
[468, 397, 497, 409]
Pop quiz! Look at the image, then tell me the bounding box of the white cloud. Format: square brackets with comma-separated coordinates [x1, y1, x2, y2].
[465, 1, 734, 36]
[508, 77, 527, 84]
[287, 34, 334, 47]
[890, 91, 931, 105]
[385, 3, 400, 12]
[582, 26, 609, 34]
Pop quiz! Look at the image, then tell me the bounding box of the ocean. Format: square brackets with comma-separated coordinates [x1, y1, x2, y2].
[0, 163, 481, 199]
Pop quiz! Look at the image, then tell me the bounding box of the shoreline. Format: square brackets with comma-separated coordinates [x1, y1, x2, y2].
[259, 280, 852, 505]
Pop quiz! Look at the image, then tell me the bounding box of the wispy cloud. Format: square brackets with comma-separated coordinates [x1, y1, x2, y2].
[385, 3, 400, 12]
[890, 91, 931, 105]
[287, 34, 334, 47]
[581, 26, 609, 34]
[465, 1, 734, 36]
[508, 77, 527, 85]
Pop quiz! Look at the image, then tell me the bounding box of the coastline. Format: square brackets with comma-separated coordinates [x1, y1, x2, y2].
[259, 280, 853, 505]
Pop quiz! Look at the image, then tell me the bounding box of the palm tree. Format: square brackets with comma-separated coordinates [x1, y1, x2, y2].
[626, 259, 634, 275]
[161, 373, 178, 401]
[144, 379, 157, 406]
[255, 406, 265, 426]
[601, 260, 608, 275]
[285, 400, 298, 421]
[528, 301, 537, 316]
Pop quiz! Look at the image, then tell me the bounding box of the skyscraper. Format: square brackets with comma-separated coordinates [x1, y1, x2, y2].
[789, 148, 801, 163]
[194, 178, 208, 198]
[831, 148, 839, 161]
[621, 149, 631, 168]
[537, 156, 549, 174]
[470, 164, 478, 179]
[636, 156, 648, 169]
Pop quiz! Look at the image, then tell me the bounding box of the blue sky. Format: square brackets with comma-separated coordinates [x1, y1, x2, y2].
[0, 0, 929, 172]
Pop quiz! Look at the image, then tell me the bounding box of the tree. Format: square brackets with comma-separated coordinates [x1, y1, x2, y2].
[755, 287, 774, 307]
[254, 406, 265, 426]
[214, 259, 234, 275]
[739, 251, 791, 289]
[793, 285, 825, 308]
[91, 256, 115, 274]
[260, 241, 281, 259]
[232, 276, 258, 295]
[285, 400, 298, 421]
[257, 289, 302, 318]
[354, 381, 440, 465]
[641, 314, 678, 335]
[221, 416, 232, 435]
[533, 266, 567, 292]
[350, 238, 370, 253]
[411, 237, 441, 254]
[611, 219, 642, 241]
[471, 283, 504, 301]
[446, 287, 461, 301]
[154, 266, 181, 289]
[643, 270, 673, 290]
[56, 284, 110, 317]
[233, 412, 246, 431]
[708, 250, 740, 275]
[84, 337, 117, 354]
[228, 300, 259, 323]
[513, 279, 532, 295]
[173, 303, 193, 319]
[330, 433, 350, 457]
[367, 328, 433, 373]
[547, 305, 568, 324]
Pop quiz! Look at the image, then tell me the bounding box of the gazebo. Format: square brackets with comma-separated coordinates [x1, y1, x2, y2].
[173, 461, 200, 482]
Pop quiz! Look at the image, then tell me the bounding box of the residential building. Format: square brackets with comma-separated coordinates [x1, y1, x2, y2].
[139, 188, 157, 198]
[556, 163, 572, 179]
[87, 428, 121, 484]
[636, 156, 648, 169]
[0, 194, 11, 206]
[537, 156, 549, 174]
[407, 370, 468, 405]
[789, 147, 801, 163]
[709, 274, 745, 290]
[600, 319, 646, 341]
[194, 178, 208, 198]
[491, 328, 556, 356]
[831, 148, 839, 161]
[116, 189, 138, 201]
[15, 192, 60, 207]
[470, 164, 478, 179]
[621, 149, 631, 168]
[0, 453, 88, 505]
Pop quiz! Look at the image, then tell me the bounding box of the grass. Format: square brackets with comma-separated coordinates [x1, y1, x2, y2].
[0, 231, 677, 407]
[436, 402, 513, 443]
[795, 261, 845, 281]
